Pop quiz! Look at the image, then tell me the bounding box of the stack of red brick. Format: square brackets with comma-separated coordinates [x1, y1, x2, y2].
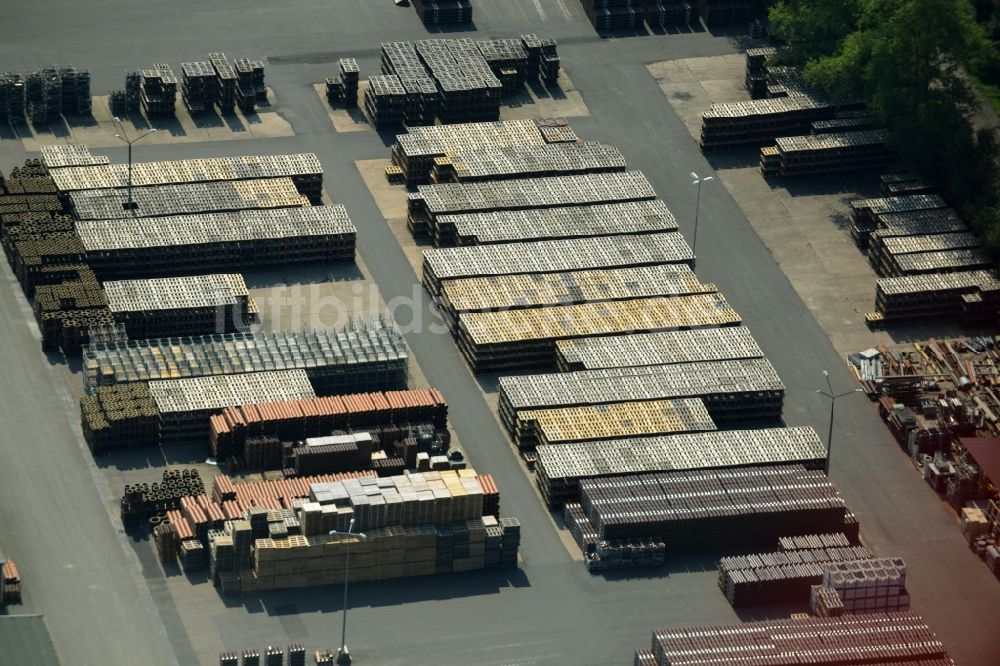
[163, 469, 501, 541]
[209, 388, 448, 458]
[2, 558, 21, 603]
[167, 470, 380, 538]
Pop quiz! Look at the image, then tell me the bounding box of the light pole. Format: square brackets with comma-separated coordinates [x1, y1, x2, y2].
[329, 519, 367, 665]
[689, 172, 713, 267]
[816, 370, 864, 476]
[112, 117, 157, 217]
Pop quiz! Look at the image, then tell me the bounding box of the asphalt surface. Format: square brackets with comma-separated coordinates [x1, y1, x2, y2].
[2, 1, 1000, 664]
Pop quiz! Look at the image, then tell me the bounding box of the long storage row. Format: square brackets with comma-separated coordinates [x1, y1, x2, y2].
[441, 262, 711, 318]
[759, 129, 893, 178]
[432, 199, 677, 247]
[77, 205, 356, 278]
[514, 397, 716, 449]
[209, 388, 448, 459]
[456, 294, 739, 372]
[637, 613, 952, 666]
[80, 369, 317, 452]
[409, 171, 656, 236]
[423, 232, 686, 295]
[430, 142, 626, 184]
[83, 319, 408, 394]
[391, 118, 559, 184]
[875, 270, 1000, 324]
[68, 178, 308, 220]
[48, 150, 321, 195]
[555, 325, 762, 371]
[498, 358, 784, 438]
[535, 426, 825, 507]
[577, 465, 847, 546]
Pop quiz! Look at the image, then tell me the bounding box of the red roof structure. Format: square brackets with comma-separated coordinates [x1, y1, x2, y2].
[960, 437, 1000, 484]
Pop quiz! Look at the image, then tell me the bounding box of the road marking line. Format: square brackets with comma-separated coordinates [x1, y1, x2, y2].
[531, 0, 548, 20]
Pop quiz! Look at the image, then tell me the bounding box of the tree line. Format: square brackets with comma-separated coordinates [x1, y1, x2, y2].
[768, 0, 1000, 255]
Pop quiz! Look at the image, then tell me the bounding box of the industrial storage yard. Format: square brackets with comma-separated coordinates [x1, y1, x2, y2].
[2, 1, 1000, 666]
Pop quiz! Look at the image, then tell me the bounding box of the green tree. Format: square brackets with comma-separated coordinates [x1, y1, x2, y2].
[770, 0, 1000, 254]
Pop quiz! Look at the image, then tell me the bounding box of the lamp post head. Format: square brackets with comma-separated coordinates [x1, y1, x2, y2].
[823, 370, 829, 377]
[690, 171, 698, 181]
[703, 176, 714, 182]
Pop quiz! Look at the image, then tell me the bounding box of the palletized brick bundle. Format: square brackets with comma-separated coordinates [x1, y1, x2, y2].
[203, 470, 520, 593]
[208, 388, 448, 458]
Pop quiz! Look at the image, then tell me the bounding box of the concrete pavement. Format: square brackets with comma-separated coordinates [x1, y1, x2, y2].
[2, 1, 1000, 664]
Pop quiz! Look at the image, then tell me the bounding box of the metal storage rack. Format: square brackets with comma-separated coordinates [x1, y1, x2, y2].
[423, 232, 690, 296]
[0, 72, 27, 124]
[379, 43, 436, 124]
[25, 68, 62, 125]
[103, 273, 254, 340]
[578, 465, 847, 547]
[68, 178, 308, 220]
[644, 2, 695, 30]
[516, 397, 716, 449]
[77, 206, 356, 278]
[140, 64, 177, 118]
[412, 0, 473, 25]
[363, 75, 408, 129]
[580, 0, 644, 31]
[57, 65, 91, 116]
[181, 61, 216, 114]
[234, 58, 266, 113]
[440, 264, 715, 323]
[535, 426, 826, 508]
[476, 39, 529, 94]
[435, 199, 677, 248]
[455, 294, 741, 373]
[555, 325, 763, 371]
[409, 170, 657, 236]
[149, 369, 316, 446]
[744, 47, 776, 98]
[415, 39, 502, 124]
[209, 53, 238, 115]
[499, 357, 784, 439]
[83, 319, 409, 394]
[430, 142, 627, 184]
